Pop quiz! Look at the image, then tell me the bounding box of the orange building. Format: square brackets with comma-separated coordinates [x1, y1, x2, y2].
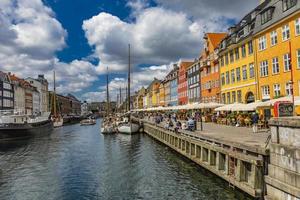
[199, 33, 227, 103]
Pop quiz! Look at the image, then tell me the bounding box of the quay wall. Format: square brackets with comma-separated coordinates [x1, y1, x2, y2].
[140, 121, 266, 198]
[265, 117, 300, 200]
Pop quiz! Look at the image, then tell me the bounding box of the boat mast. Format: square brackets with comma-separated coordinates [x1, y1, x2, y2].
[128, 44, 131, 112]
[106, 67, 110, 116]
[53, 71, 57, 117]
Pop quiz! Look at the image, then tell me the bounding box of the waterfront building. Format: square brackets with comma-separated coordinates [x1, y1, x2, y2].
[135, 87, 146, 109]
[200, 33, 227, 103]
[0, 71, 14, 110]
[187, 61, 201, 103]
[143, 90, 149, 108]
[164, 80, 171, 106]
[67, 94, 81, 115]
[23, 81, 35, 115]
[178, 61, 193, 105]
[9, 74, 25, 113]
[159, 81, 166, 106]
[253, 0, 300, 102]
[166, 64, 179, 106]
[81, 101, 89, 115]
[218, 1, 269, 104]
[26, 75, 49, 113]
[32, 88, 40, 115]
[147, 78, 160, 107]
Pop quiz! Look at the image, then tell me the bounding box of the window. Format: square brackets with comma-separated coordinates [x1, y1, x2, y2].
[230, 50, 234, 63]
[296, 18, 300, 36]
[225, 53, 229, 65]
[285, 82, 293, 96]
[261, 8, 273, 24]
[227, 92, 231, 104]
[231, 69, 235, 83]
[226, 71, 230, 84]
[242, 65, 247, 80]
[258, 36, 267, 50]
[237, 90, 242, 103]
[260, 60, 269, 77]
[262, 85, 270, 99]
[221, 73, 225, 85]
[274, 84, 281, 97]
[282, 0, 297, 11]
[248, 41, 253, 54]
[220, 56, 224, 67]
[283, 53, 291, 71]
[222, 93, 226, 104]
[236, 67, 241, 82]
[235, 48, 240, 60]
[270, 31, 278, 46]
[249, 63, 255, 78]
[297, 49, 300, 68]
[241, 44, 246, 57]
[232, 91, 236, 103]
[272, 57, 280, 74]
[282, 24, 290, 41]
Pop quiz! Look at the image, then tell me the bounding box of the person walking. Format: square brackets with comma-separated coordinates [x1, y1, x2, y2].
[252, 112, 259, 133]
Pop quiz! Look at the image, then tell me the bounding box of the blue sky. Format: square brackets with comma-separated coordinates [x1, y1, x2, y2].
[0, 0, 258, 102]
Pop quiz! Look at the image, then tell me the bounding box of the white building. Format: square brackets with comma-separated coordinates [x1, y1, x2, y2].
[26, 75, 49, 113]
[32, 89, 40, 115]
[8, 74, 25, 113]
[81, 101, 88, 116]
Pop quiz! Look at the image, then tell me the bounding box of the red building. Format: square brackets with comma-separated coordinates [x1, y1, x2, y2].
[178, 61, 193, 105]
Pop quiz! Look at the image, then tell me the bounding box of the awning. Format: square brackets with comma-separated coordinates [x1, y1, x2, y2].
[215, 103, 245, 112]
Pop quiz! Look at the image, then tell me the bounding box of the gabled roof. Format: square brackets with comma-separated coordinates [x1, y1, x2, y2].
[206, 33, 228, 48]
[179, 61, 194, 70]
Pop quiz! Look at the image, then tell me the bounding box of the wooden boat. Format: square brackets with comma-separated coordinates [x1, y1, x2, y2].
[117, 44, 140, 135]
[51, 71, 63, 128]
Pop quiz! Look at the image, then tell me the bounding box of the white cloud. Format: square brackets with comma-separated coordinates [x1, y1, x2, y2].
[82, 7, 202, 74]
[0, 0, 99, 95]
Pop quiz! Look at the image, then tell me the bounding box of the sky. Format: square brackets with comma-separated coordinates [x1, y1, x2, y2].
[0, 0, 259, 102]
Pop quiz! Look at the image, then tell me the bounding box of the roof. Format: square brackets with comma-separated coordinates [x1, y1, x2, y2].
[179, 61, 194, 70]
[206, 33, 227, 48]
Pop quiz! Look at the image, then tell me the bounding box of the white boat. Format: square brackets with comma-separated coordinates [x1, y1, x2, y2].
[53, 117, 63, 127]
[80, 118, 96, 126]
[117, 122, 140, 134]
[101, 125, 116, 134]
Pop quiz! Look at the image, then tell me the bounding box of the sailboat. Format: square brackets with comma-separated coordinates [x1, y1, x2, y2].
[51, 71, 63, 128]
[101, 67, 117, 134]
[117, 44, 140, 134]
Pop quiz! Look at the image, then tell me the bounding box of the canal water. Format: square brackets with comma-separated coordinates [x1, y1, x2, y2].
[0, 119, 252, 200]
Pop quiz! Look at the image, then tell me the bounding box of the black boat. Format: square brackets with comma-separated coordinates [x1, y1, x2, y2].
[0, 112, 53, 140]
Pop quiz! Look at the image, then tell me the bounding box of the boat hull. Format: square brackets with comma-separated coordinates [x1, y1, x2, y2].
[0, 120, 54, 140]
[117, 123, 140, 135]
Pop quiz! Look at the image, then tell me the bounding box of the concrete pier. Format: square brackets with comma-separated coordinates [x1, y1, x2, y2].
[140, 120, 268, 198]
[265, 117, 300, 200]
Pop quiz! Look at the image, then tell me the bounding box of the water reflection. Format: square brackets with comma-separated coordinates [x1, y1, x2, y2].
[0, 119, 252, 200]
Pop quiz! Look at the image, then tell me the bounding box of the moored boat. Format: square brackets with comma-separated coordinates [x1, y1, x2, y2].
[117, 122, 140, 134]
[0, 111, 53, 140]
[80, 118, 96, 126]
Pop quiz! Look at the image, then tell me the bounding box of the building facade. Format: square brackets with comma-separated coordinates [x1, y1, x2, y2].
[253, 0, 300, 101]
[200, 33, 227, 103]
[178, 61, 193, 105]
[218, 2, 269, 104]
[9, 74, 25, 113]
[0, 71, 14, 110]
[159, 81, 165, 106]
[187, 61, 201, 103]
[167, 64, 179, 106]
[26, 75, 49, 113]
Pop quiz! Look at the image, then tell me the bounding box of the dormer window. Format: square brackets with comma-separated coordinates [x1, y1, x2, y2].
[282, 0, 297, 11]
[261, 8, 274, 25]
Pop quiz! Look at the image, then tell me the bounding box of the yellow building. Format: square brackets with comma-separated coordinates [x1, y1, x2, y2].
[146, 78, 160, 108]
[218, 2, 269, 104]
[159, 81, 165, 106]
[254, 0, 300, 100]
